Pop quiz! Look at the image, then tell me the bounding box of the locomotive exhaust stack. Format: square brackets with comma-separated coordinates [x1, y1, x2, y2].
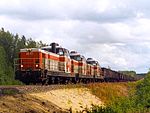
[50, 42, 59, 54]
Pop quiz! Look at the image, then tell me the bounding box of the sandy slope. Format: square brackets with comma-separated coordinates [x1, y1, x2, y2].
[0, 94, 66, 113]
[30, 88, 103, 112]
[0, 86, 103, 113]
[0, 83, 132, 113]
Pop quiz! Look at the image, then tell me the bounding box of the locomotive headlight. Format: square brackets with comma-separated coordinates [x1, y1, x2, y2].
[21, 65, 23, 68]
[35, 64, 38, 67]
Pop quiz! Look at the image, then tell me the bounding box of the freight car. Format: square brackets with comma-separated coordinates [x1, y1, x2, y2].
[101, 68, 135, 82]
[14, 43, 103, 84]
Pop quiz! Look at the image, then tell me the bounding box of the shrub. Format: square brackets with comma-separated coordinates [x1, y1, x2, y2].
[85, 105, 116, 113]
[133, 72, 150, 112]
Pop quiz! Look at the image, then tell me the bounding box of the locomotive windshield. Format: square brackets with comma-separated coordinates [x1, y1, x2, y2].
[70, 55, 82, 61]
[87, 61, 98, 66]
[57, 48, 63, 55]
[56, 48, 70, 58]
[70, 55, 86, 62]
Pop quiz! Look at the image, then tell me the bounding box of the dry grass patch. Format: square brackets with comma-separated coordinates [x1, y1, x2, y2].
[86, 82, 136, 104]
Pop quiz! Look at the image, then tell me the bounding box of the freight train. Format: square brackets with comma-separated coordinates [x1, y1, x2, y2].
[14, 42, 135, 85]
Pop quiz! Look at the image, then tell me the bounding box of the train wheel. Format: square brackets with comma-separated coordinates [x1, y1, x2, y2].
[41, 78, 48, 85]
[51, 77, 55, 84]
[41, 79, 45, 85]
[45, 78, 49, 85]
[57, 77, 61, 84]
[65, 78, 69, 84]
[68, 78, 73, 84]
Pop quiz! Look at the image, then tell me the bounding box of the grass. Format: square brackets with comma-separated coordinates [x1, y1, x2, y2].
[1, 88, 19, 95]
[85, 82, 137, 104]
[78, 81, 139, 113]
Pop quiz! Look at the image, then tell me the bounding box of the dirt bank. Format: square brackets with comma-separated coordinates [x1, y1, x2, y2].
[0, 85, 104, 113]
[0, 94, 66, 113]
[30, 88, 103, 112]
[0, 82, 133, 113]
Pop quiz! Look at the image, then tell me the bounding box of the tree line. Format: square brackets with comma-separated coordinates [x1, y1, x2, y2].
[0, 28, 46, 85]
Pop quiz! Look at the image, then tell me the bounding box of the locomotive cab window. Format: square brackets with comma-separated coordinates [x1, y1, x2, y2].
[87, 61, 97, 65]
[70, 55, 82, 61]
[56, 48, 64, 56]
[56, 48, 70, 58]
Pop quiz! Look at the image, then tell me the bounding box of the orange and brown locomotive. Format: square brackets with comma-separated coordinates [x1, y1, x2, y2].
[15, 42, 103, 84]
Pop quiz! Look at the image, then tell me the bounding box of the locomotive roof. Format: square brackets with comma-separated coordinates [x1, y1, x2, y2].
[70, 51, 86, 59]
[20, 48, 42, 52]
[87, 58, 95, 62]
[41, 45, 70, 52]
[86, 58, 99, 64]
[20, 48, 59, 56]
[70, 51, 80, 56]
[41, 45, 62, 49]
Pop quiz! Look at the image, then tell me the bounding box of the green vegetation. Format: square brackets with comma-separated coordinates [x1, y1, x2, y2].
[1, 88, 19, 95]
[86, 72, 150, 113]
[0, 28, 46, 85]
[134, 72, 150, 112]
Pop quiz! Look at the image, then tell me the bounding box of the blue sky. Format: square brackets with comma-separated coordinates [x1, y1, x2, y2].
[0, 0, 150, 73]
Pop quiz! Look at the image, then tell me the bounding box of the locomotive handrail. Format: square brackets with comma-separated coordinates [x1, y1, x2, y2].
[14, 58, 61, 72]
[14, 58, 41, 71]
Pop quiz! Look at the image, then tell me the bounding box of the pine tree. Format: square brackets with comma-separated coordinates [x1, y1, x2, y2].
[0, 46, 8, 84]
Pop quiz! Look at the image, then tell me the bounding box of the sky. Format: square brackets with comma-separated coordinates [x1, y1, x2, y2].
[0, 0, 150, 73]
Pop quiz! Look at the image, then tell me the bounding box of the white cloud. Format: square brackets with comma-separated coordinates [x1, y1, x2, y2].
[0, 0, 150, 73]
